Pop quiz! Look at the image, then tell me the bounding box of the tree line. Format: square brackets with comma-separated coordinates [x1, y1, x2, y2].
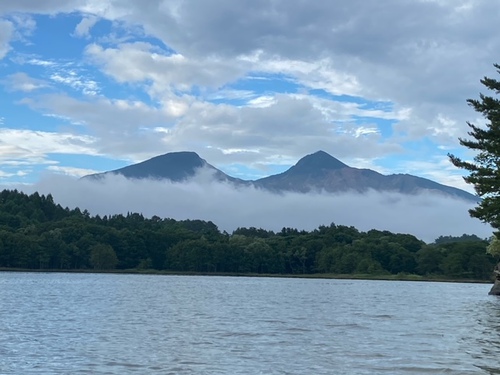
[0, 189, 496, 280]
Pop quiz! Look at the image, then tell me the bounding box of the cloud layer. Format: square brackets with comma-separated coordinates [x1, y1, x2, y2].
[25, 172, 492, 243]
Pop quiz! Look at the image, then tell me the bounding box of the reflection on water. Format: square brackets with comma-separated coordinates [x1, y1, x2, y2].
[0, 273, 499, 374]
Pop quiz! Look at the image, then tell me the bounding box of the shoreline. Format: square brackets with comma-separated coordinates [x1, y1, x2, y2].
[0, 268, 494, 284]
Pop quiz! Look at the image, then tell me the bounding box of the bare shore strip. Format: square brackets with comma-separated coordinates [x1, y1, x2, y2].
[1, 267, 494, 285]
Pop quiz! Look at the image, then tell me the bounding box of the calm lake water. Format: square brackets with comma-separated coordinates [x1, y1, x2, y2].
[1, 273, 500, 375]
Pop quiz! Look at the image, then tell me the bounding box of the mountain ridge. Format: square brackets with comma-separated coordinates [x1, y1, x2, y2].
[84, 150, 478, 202]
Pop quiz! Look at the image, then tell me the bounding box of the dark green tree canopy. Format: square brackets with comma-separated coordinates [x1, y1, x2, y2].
[0, 189, 495, 280]
[449, 63, 500, 230]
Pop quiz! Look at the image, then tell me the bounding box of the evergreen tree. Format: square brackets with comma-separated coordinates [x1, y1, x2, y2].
[449, 64, 500, 294]
[449, 64, 500, 230]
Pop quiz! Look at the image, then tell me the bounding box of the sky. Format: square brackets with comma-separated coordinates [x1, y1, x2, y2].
[0, 0, 498, 240]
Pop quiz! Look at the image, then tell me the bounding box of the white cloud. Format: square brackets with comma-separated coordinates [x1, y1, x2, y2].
[73, 15, 98, 38]
[218, 148, 260, 155]
[26, 58, 56, 66]
[87, 0, 494, 149]
[0, 170, 19, 178]
[207, 89, 256, 101]
[0, 128, 98, 159]
[50, 71, 100, 95]
[20, 94, 172, 131]
[85, 42, 248, 93]
[29, 172, 492, 243]
[10, 13, 36, 40]
[393, 156, 473, 193]
[167, 95, 403, 170]
[12, 56, 101, 95]
[0, 128, 101, 181]
[17, 93, 179, 160]
[14, 87, 404, 170]
[353, 127, 379, 138]
[255, 57, 361, 97]
[4, 72, 49, 92]
[46, 165, 99, 177]
[0, 19, 13, 59]
[247, 96, 275, 108]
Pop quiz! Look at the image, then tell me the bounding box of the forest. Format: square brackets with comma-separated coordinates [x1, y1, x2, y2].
[0, 189, 496, 280]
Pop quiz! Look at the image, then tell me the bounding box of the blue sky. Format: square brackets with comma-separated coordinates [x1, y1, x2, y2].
[0, 1, 499, 193]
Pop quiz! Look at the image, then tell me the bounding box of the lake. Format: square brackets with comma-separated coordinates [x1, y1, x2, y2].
[1, 273, 499, 374]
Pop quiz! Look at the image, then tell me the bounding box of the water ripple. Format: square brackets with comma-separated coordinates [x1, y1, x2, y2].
[0, 273, 499, 374]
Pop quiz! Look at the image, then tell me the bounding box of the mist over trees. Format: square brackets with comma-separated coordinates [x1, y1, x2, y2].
[0, 189, 495, 280]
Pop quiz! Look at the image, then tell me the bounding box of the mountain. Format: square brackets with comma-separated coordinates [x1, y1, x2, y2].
[84, 151, 246, 184]
[254, 151, 379, 192]
[83, 150, 478, 202]
[254, 151, 477, 201]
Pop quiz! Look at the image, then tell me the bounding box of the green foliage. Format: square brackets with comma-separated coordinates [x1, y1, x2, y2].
[416, 245, 444, 274]
[90, 244, 118, 270]
[0, 189, 495, 280]
[487, 236, 500, 257]
[448, 63, 500, 230]
[433, 234, 484, 245]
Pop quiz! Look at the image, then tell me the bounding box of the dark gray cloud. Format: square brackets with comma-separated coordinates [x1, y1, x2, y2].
[0, 0, 82, 14]
[112, 0, 447, 59]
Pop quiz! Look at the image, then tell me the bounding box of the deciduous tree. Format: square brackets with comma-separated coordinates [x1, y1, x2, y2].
[90, 244, 118, 270]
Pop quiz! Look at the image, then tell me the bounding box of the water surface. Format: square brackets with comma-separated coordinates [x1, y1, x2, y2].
[1, 273, 499, 374]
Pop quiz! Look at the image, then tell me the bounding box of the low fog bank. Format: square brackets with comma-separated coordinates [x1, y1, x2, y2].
[19, 171, 492, 243]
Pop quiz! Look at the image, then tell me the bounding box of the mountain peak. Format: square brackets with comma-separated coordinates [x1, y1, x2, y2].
[151, 151, 204, 165]
[85, 150, 250, 185]
[119, 151, 207, 180]
[86, 151, 207, 181]
[293, 150, 349, 171]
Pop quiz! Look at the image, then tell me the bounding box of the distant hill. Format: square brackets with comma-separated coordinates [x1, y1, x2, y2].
[83, 150, 478, 202]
